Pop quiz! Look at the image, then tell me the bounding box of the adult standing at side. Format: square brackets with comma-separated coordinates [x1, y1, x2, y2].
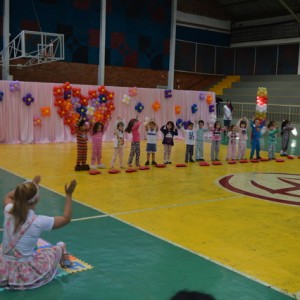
[223, 100, 233, 135]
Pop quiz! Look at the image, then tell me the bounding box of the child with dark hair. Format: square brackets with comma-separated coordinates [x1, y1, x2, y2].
[210, 121, 226, 161]
[145, 119, 159, 165]
[226, 124, 238, 160]
[160, 121, 178, 164]
[111, 117, 126, 169]
[195, 119, 208, 161]
[125, 118, 141, 167]
[267, 121, 279, 160]
[75, 117, 90, 171]
[90, 121, 108, 169]
[182, 121, 196, 163]
[250, 118, 265, 160]
[236, 117, 249, 160]
[280, 119, 294, 156]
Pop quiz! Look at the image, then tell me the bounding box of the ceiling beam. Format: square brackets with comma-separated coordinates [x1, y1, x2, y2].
[278, 0, 300, 23]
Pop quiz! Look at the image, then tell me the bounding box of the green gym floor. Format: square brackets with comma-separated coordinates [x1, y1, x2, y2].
[0, 136, 299, 300]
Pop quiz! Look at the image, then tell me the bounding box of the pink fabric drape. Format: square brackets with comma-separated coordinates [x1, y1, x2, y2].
[0, 81, 215, 144]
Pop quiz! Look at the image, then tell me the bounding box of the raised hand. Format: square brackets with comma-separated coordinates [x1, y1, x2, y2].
[65, 180, 77, 196]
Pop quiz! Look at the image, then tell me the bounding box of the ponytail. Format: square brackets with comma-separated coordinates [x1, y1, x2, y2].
[10, 182, 38, 232]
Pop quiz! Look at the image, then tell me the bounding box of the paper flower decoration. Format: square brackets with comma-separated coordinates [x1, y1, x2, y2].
[199, 91, 206, 101]
[0, 91, 4, 102]
[165, 89, 172, 99]
[209, 105, 215, 113]
[175, 105, 181, 115]
[72, 87, 81, 98]
[191, 104, 198, 114]
[23, 93, 34, 106]
[152, 100, 161, 112]
[63, 82, 72, 91]
[135, 102, 144, 113]
[53, 86, 63, 97]
[122, 94, 131, 105]
[129, 87, 138, 97]
[98, 85, 107, 94]
[99, 94, 107, 104]
[80, 96, 89, 106]
[176, 118, 183, 129]
[64, 90, 72, 100]
[33, 116, 42, 127]
[88, 90, 98, 100]
[206, 94, 213, 105]
[86, 105, 95, 117]
[41, 106, 51, 117]
[10, 81, 21, 92]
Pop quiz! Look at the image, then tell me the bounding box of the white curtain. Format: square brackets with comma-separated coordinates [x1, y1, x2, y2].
[0, 81, 215, 144]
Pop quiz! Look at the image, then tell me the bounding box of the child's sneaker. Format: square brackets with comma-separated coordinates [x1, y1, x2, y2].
[97, 164, 105, 169]
[145, 161, 150, 165]
[90, 165, 97, 170]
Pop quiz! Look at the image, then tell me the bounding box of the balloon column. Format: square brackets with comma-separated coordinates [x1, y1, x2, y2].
[255, 87, 268, 122]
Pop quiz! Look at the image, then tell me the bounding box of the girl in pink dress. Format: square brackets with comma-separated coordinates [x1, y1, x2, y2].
[0, 175, 76, 290]
[90, 121, 109, 169]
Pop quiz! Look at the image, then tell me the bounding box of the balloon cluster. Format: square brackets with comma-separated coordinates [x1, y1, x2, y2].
[199, 91, 206, 101]
[164, 89, 172, 99]
[53, 82, 115, 134]
[122, 94, 131, 105]
[206, 94, 213, 105]
[135, 102, 144, 113]
[209, 105, 215, 113]
[255, 87, 268, 121]
[9, 81, 20, 92]
[23, 93, 35, 106]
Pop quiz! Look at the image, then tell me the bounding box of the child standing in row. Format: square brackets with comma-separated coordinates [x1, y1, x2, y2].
[161, 121, 178, 164]
[267, 121, 280, 160]
[226, 124, 238, 160]
[210, 121, 226, 161]
[90, 121, 108, 169]
[145, 120, 159, 165]
[183, 121, 196, 163]
[236, 117, 249, 160]
[125, 118, 141, 167]
[75, 117, 90, 171]
[280, 119, 294, 156]
[111, 117, 126, 169]
[250, 118, 265, 160]
[195, 120, 207, 161]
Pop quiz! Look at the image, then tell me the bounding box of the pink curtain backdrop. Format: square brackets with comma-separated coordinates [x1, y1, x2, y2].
[0, 81, 215, 144]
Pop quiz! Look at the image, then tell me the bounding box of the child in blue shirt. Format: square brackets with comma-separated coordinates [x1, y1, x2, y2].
[250, 118, 265, 159]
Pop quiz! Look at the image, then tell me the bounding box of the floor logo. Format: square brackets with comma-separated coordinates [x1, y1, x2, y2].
[219, 172, 300, 206]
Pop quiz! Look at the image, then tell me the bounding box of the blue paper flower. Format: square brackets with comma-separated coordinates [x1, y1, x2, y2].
[0, 91, 4, 102]
[135, 102, 144, 113]
[22, 93, 35, 106]
[191, 104, 198, 114]
[99, 94, 107, 103]
[64, 90, 72, 100]
[176, 118, 183, 129]
[76, 105, 87, 117]
[164, 89, 172, 99]
[209, 105, 215, 113]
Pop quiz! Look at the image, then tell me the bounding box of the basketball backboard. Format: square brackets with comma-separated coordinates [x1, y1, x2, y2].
[0, 30, 64, 67]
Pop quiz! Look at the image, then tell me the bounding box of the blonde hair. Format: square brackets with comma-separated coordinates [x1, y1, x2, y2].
[10, 182, 38, 232]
